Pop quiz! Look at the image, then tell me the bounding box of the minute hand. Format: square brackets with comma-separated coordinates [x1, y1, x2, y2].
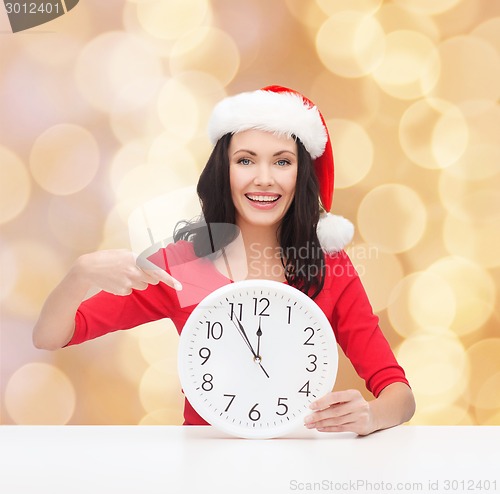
[230, 315, 270, 378]
[231, 315, 256, 355]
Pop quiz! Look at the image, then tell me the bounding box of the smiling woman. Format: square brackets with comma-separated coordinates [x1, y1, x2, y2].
[33, 85, 415, 436]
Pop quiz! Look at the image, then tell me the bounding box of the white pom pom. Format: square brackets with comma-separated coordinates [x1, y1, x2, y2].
[317, 213, 354, 253]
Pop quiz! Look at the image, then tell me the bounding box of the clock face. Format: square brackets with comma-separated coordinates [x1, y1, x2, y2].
[178, 279, 338, 438]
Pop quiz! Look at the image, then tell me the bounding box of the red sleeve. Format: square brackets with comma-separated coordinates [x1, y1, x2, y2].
[66, 240, 232, 346]
[66, 241, 196, 346]
[67, 283, 178, 346]
[315, 251, 409, 397]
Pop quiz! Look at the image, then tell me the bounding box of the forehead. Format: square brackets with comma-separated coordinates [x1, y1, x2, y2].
[229, 129, 297, 152]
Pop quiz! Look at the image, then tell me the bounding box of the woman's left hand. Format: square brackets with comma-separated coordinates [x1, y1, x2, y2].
[304, 389, 376, 436]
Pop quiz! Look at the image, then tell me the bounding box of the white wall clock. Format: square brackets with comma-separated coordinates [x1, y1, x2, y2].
[178, 279, 338, 438]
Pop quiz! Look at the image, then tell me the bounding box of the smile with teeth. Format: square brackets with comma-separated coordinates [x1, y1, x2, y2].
[245, 194, 281, 203]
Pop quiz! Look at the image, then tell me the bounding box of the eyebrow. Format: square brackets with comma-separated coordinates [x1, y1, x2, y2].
[232, 149, 296, 157]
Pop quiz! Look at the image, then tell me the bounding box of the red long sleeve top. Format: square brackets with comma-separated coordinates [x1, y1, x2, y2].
[67, 240, 409, 425]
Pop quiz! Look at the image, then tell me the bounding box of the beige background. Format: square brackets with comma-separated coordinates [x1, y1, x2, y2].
[1, 0, 499, 426]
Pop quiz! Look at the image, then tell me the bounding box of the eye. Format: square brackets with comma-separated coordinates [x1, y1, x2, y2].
[276, 159, 291, 167]
[238, 158, 252, 166]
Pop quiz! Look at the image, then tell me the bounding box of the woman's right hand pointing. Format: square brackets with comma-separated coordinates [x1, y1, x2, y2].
[75, 249, 182, 296]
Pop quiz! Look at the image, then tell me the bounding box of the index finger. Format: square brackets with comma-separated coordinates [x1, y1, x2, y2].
[135, 255, 183, 291]
[148, 267, 183, 291]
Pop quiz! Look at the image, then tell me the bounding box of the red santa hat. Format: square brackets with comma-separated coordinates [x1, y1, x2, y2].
[208, 85, 354, 253]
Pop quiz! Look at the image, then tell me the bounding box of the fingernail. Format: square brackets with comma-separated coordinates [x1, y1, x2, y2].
[309, 402, 317, 410]
[174, 281, 183, 291]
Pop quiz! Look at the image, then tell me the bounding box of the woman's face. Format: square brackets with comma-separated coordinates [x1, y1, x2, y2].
[228, 129, 298, 231]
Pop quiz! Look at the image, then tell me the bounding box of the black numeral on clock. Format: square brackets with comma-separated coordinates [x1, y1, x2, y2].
[253, 297, 270, 317]
[199, 347, 211, 365]
[298, 381, 311, 396]
[223, 394, 236, 412]
[303, 327, 315, 345]
[249, 403, 261, 421]
[286, 305, 292, 324]
[201, 373, 213, 391]
[206, 321, 223, 340]
[306, 354, 317, 372]
[276, 397, 289, 416]
[228, 302, 243, 321]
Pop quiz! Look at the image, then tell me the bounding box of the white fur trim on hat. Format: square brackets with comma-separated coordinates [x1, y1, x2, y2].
[208, 90, 328, 159]
[317, 213, 354, 253]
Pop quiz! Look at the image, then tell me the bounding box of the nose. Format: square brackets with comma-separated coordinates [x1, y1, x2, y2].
[253, 163, 275, 186]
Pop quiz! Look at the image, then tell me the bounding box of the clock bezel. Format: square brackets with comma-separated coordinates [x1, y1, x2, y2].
[177, 279, 338, 438]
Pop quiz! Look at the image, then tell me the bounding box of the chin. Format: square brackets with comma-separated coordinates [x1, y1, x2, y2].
[237, 211, 283, 229]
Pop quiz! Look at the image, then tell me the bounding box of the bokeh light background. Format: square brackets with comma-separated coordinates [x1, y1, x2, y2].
[1, 0, 499, 426]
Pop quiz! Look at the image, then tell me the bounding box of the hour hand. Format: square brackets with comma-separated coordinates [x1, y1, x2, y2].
[256, 317, 262, 358]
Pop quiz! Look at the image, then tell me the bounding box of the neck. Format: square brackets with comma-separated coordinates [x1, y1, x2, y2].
[237, 222, 280, 252]
[212, 222, 286, 282]
[237, 222, 286, 281]
[241, 227, 279, 251]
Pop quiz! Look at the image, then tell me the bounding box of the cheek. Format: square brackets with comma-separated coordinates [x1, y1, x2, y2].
[229, 165, 251, 193]
[229, 167, 246, 203]
[285, 170, 298, 196]
[229, 165, 238, 190]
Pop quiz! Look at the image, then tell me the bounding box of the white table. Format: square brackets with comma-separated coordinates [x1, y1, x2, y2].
[0, 425, 498, 494]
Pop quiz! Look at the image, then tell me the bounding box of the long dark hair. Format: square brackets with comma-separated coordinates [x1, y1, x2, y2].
[174, 133, 325, 299]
